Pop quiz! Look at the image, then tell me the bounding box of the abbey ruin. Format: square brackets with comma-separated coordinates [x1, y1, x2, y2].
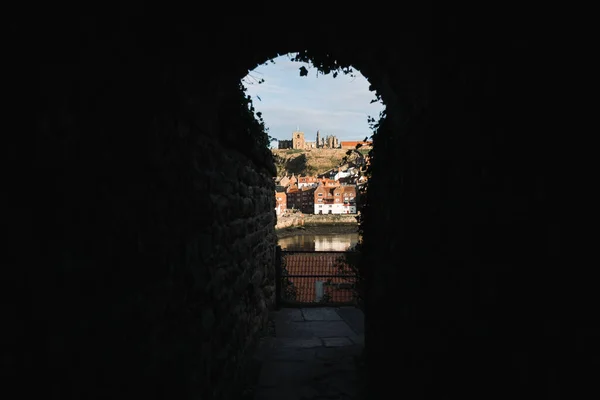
[278, 130, 340, 149]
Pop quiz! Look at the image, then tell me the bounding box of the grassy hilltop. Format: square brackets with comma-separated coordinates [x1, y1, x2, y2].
[271, 148, 369, 177]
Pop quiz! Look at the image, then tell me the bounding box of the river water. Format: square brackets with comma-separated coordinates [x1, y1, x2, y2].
[277, 225, 360, 251]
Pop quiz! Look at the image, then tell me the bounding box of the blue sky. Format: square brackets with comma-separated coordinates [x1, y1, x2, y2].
[242, 53, 385, 147]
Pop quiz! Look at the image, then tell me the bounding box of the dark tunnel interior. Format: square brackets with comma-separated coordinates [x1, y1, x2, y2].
[5, 7, 587, 400]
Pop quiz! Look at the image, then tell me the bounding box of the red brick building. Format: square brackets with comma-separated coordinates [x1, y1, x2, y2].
[314, 184, 357, 214]
[340, 141, 373, 149]
[286, 186, 316, 214]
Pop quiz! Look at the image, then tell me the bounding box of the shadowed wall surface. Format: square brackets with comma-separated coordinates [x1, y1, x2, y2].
[5, 8, 582, 400]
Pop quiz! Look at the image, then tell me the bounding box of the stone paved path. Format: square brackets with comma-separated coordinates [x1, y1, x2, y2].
[253, 307, 365, 400]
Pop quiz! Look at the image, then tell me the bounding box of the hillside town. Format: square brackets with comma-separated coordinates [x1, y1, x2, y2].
[274, 130, 372, 216]
[274, 174, 363, 215]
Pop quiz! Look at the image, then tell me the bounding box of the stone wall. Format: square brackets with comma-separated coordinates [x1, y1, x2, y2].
[275, 213, 306, 230]
[120, 113, 278, 399]
[303, 214, 358, 226]
[359, 29, 571, 399]
[8, 54, 278, 399]
[182, 120, 277, 399]
[275, 213, 358, 229]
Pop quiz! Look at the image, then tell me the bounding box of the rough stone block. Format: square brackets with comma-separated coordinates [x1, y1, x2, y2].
[322, 337, 353, 347]
[251, 269, 264, 288]
[273, 308, 304, 323]
[276, 321, 357, 338]
[349, 334, 365, 345]
[253, 386, 320, 400]
[301, 308, 343, 321]
[238, 183, 248, 197]
[242, 198, 254, 216]
[335, 307, 365, 335]
[258, 361, 320, 387]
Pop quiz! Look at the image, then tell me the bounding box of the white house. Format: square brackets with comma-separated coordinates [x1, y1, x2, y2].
[314, 202, 356, 214]
[297, 175, 319, 189]
[333, 170, 351, 181]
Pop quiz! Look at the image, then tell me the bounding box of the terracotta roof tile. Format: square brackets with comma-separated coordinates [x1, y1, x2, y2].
[281, 253, 357, 304]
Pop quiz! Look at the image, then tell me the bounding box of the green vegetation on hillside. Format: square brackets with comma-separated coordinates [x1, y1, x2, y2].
[272, 149, 351, 176]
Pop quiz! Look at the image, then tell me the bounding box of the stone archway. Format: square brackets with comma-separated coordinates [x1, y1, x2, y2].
[6, 10, 577, 400]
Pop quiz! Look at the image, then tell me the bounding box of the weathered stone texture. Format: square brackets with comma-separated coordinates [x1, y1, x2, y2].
[11, 73, 277, 399]
[179, 126, 277, 400]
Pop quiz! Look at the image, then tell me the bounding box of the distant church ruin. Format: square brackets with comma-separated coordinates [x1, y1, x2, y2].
[316, 130, 339, 149]
[278, 130, 339, 149]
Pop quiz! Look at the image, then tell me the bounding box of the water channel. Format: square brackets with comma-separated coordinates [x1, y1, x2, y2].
[276, 225, 360, 251]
